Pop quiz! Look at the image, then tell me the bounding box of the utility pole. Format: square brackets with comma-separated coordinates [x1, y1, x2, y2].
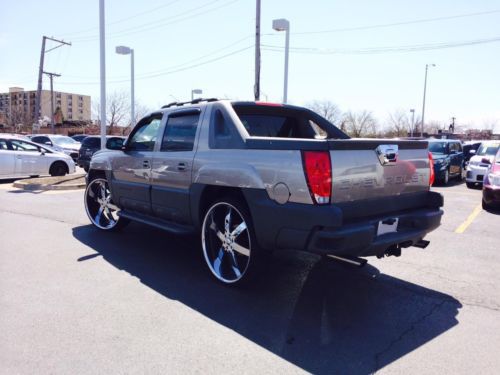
[35, 36, 71, 124]
[420, 63, 436, 137]
[99, 0, 107, 148]
[43, 71, 61, 134]
[254, 0, 261, 101]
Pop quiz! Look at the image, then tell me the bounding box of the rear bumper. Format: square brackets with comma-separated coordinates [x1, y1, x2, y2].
[243, 189, 443, 258]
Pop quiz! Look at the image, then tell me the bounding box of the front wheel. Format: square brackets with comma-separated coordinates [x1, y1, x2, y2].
[49, 161, 68, 177]
[84, 177, 129, 231]
[441, 169, 449, 185]
[201, 198, 260, 285]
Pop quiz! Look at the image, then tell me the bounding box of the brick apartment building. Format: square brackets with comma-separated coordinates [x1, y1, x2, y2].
[0, 87, 91, 130]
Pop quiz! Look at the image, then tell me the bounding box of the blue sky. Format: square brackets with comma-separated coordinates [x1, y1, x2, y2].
[1, 0, 499, 130]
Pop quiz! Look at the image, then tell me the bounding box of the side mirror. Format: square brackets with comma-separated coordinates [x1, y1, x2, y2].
[44, 141, 52, 146]
[469, 149, 476, 155]
[40, 149, 46, 155]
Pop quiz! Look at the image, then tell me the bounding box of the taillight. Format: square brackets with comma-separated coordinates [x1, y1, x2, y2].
[428, 152, 435, 186]
[302, 151, 332, 204]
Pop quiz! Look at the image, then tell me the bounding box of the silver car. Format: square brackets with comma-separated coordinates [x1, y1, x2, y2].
[0, 135, 75, 178]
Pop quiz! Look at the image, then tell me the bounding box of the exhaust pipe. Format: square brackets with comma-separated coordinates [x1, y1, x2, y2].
[413, 239, 430, 249]
[326, 254, 367, 267]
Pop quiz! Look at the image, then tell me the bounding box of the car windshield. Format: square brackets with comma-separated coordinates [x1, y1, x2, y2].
[52, 136, 78, 147]
[428, 142, 447, 154]
[476, 143, 500, 156]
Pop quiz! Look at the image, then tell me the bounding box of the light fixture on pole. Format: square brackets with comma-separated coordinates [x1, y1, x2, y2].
[272, 18, 290, 103]
[409, 108, 415, 137]
[116, 45, 135, 128]
[420, 63, 436, 137]
[191, 89, 202, 101]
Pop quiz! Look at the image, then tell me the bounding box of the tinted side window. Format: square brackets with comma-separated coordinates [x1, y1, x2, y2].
[160, 113, 200, 152]
[0, 139, 9, 150]
[32, 136, 49, 144]
[106, 137, 124, 149]
[83, 137, 100, 148]
[128, 117, 162, 151]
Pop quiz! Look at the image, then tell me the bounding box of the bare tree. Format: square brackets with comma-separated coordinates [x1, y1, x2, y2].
[385, 109, 410, 137]
[306, 100, 341, 125]
[482, 119, 499, 133]
[342, 110, 377, 137]
[92, 90, 130, 134]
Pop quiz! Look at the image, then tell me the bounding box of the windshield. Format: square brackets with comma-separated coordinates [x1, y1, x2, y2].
[476, 143, 500, 156]
[52, 136, 78, 147]
[428, 142, 447, 155]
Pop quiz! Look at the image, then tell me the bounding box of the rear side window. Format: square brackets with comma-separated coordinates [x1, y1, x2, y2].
[231, 104, 348, 139]
[0, 139, 8, 150]
[160, 112, 200, 152]
[83, 137, 100, 148]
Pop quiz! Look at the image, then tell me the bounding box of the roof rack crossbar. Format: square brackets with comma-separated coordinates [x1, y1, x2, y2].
[161, 97, 219, 109]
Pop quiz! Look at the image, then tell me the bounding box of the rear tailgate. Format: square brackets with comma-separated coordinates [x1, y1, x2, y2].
[328, 139, 430, 203]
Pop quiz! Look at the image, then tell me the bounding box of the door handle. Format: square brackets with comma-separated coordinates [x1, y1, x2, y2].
[143, 160, 150, 168]
[177, 162, 187, 171]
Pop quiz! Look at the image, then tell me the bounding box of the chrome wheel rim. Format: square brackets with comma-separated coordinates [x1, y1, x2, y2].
[84, 178, 120, 230]
[444, 169, 449, 184]
[202, 202, 251, 284]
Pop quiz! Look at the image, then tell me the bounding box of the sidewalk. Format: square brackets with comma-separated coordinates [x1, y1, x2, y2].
[13, 174, 86, 191]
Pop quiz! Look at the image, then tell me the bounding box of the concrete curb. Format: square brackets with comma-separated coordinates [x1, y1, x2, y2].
[13, 175, 86, 191]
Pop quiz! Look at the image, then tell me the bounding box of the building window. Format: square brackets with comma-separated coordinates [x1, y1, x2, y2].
[56, 93, 61, 98]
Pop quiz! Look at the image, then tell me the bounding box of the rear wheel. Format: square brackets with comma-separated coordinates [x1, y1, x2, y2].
[441, 169, 449, 185]
[49, 161, 68, 177]
[84, 177, 129, 231]
[201, 197, 260, 286]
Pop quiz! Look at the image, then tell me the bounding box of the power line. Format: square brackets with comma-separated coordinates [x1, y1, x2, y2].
[61, 0, 184, 37]
[70, 0, 239, 42]
[262, 36, 500, 55]
[278, 9, 500, 36]
[56, 45, 253, 85]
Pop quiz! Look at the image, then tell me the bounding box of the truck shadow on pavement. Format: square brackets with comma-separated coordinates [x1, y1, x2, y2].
[73, 223, 461, 374]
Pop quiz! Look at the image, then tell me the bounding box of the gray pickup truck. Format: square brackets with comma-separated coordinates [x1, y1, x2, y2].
[84, 99, 443, 285]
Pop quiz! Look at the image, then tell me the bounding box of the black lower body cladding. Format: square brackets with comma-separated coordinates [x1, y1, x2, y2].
[242, 189, 443, 258]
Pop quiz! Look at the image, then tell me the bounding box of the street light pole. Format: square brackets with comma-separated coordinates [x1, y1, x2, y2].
[130, 48, 134, 127]
[191, 89, 202, 101]
[410, 108, 415, 137]
[420, 63, 435, 137]
[99, 0, 106, 149]
[273, 18, 290, 103]
[116, 46, 135, 128]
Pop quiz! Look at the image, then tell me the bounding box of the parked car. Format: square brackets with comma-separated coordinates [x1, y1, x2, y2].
[71, 134, 88, 143]
[84, 99, 443, 286]
[30, 134, 81, 162]
[482, 149, 500, 210]
[0, 134, 75, 178]
[78, 136, 125, 172]
[462, 141, 483, 164]
[428, 139, 464, 185]
[466, 141, 500, 188]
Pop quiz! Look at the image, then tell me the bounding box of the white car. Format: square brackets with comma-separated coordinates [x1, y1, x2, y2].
[466, 141, 500, 188]
[30, 134, 81, 161]
[0, 135, 75, 179]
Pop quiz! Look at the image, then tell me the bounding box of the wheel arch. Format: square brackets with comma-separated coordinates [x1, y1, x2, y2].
[191, 184, 249, 231]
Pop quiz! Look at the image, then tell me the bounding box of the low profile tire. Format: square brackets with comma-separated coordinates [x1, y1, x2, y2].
[49, 161, 68, 177]
[84, 177, 129, 231]
[466, 182, 475, 189]
[201, 197, 261, 286]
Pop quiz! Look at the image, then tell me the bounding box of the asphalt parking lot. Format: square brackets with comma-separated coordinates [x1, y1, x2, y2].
[0, 179, 499, 374]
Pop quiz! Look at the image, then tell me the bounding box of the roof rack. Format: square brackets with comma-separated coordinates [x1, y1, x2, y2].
[161, 97, 219, 109]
